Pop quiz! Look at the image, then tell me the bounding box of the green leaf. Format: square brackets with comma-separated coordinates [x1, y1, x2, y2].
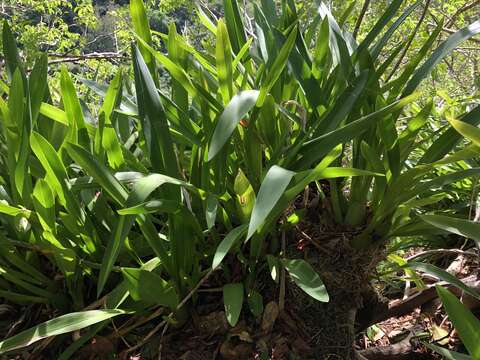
[234, 169, 256, 223]
[212, 224, 248, 269]
[30, 132, 72, 209]
[356, 0, 403, 54]
[121, 268, 178, 309]
[0, 310, 125, 354]
[205, 194, 218, 229]
[403, 20, 480, 96]
[2, 21, 22, 80]
[60, 67, 90, 150]
[196, 5, 217, 34]
[130, 0, 157, 84]
[223, 283, 244, 326]
[32, 179, 56, 232]
[132, 46, 180, 179]
[65, 143, 127, 205]
[222, 0, 246, 54]
[118, 199, 184, 215]
[207, 90, 259, 161]
[247, 166, 295, 240]
[369, 0, 422, 59]
[257, 26, 297, 107]
[449, 118, 480, 147]
[29, 54, 48, 124]
[420, 106, 480, 164]
[39, 103, 69, 125]
[282, 259, 329, 302]
[0, 202, 30, 217]
[247, 290, 263, 318]
[133, 36, 197, 97]
[427, 343, 471, 360]
[98, 173, 189, 297]
[286, 167, 383, 200]
[406, 262, 480, 300]
[420, 214, 480, 247]
[436, 286, 480, 358]
[216, 19, 233, 104]
[267, 255, 280, 283]
[9, 69, 30, 201]
[98, 71, 125, 169]
[299, 93, 420, 169]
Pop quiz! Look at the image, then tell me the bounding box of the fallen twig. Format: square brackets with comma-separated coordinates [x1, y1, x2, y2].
[406, 248, 477, 261]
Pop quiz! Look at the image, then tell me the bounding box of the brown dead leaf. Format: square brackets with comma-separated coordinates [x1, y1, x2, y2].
[261, 302, 279, 333]
[196, 311, 229, 336]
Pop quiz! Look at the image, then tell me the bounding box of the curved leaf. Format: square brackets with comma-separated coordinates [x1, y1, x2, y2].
[406, 261, 480, 300]
[212, 225, 248, 269]
[421, 214, 480, 247]
[0, 310, 126, 354]
[208, 90, 259, 161]
[247, 165, 295, 240]
[223, 282, 244, 326]
[427, 343, 471, 360]
[282, 259, 329, 302]
[436, 286, 480, 358]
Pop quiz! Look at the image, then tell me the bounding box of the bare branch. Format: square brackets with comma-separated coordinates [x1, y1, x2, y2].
[353, 0, 371, 39]
[445, 0, 480, 28]
[47, 52, 128, 65]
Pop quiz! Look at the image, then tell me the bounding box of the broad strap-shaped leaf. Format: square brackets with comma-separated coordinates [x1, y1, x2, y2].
[97, 173, 191, 296]
[247, 165, 295, 240]
[9, 69, 31, 202]
[212, 225, 248, 269]
[222, 0, 246, 54]
[28, 54, 48, 124]
[436, 286, 480, 359]
[427, 343, 471, 360]
[449, 118, 480, 147]
[132, 46, 180, 180]
[257, 26, 297, 107]
[133, 35, 197, 97]
[32, 179, 56, 232]
[223, 282, 244, 326]
[247, 290, 263, 318]
[130, 0, 157, 84]
[420, 106, 480, 164]
[286, 167, 383, 199]
[97, 71, 125, 169]
[60, 67, 90, 150]
[216, 19, 233, 104]
[39, 103, 69, 125]
[0, 310, 126, 354]
[420, 214, 480, 247]
[406, 262, 480, 300]
[2, 21, 22, 80]
[30, 133, 85, 222]
[282, 259, 329, 302]
[65, 143, 128, 205]
[0, 202, 30, 217]
[233, 169, 256, 223]
[298, 93, 420, 169]
[318, 3, 351, 77]
[205, 194, 218, 229]
[207, 90, 259, 161]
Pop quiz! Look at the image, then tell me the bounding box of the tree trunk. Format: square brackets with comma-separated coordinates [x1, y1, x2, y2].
[312, 304, 357, 359]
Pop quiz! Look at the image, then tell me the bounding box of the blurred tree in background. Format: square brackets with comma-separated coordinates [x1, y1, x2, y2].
[0, 0, 478, 94]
